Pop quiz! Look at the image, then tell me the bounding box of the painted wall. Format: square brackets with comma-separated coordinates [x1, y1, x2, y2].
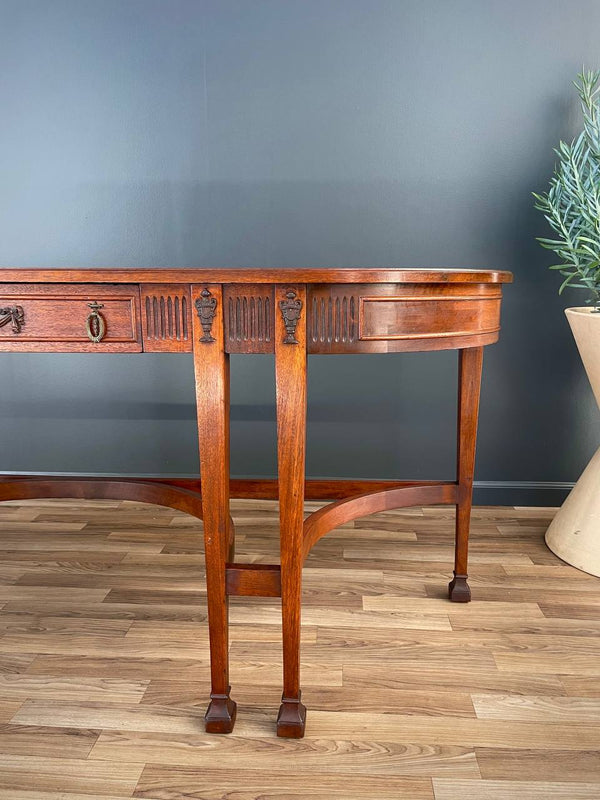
[1, 0, 599, 504]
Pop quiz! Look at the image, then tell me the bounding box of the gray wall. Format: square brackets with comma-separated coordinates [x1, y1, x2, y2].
[1, 0, 599, 504]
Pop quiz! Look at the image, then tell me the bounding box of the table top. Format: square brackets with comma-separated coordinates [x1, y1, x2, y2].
[0, 267, 513, 284]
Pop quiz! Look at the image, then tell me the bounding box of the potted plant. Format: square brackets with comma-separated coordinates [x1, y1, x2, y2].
[534, 69, 600, 576]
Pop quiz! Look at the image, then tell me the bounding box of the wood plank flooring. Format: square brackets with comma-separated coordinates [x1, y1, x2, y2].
[0, 497, 598, 799]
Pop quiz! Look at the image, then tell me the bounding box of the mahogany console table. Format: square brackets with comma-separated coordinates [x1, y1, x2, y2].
[0, 267, 511, 738]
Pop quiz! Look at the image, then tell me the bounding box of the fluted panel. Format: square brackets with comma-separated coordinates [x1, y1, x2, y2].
[309, 292, 357, 345]
[224, 285, 274, 353]
[141, 285, 192, 351]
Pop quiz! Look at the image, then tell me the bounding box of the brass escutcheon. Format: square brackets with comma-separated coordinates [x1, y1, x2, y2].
[0, 305, 25, 334]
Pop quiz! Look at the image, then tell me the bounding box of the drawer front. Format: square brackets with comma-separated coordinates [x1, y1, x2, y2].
[359, 295, 501, 339]
[308, 283, 503, 353]
[0, 284, 141, 352]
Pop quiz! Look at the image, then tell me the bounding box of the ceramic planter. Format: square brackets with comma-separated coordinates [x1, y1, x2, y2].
[545, 308, 600, 577]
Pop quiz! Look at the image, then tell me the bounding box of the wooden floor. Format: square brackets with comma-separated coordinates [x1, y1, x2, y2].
[0, 498, 599, 799]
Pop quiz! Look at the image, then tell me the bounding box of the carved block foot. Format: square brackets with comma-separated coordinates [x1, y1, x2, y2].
[277, 694, 307, 738]
[204, 690, 237, 734]
[448, 573, 471, 602]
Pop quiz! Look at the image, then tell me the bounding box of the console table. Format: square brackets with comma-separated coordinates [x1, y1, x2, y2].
[0, 267, 512, 738]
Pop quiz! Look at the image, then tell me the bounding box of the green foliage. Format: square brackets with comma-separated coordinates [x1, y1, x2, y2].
[533, 69, 600, 307]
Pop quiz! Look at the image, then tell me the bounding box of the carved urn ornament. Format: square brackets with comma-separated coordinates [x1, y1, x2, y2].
[195, 288, 217, 343]
[279, 289, 302, 344]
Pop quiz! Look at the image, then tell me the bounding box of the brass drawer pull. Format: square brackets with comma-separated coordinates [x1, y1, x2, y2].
[86, 301, 106, 343]
[0, 305, 25, 334]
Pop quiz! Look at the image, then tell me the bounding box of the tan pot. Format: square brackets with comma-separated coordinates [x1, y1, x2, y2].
[545, 308, 600, 577]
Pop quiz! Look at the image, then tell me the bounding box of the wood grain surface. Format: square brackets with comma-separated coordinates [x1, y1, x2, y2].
[0, 497, 597, 799]
[0, 267, 513, 284]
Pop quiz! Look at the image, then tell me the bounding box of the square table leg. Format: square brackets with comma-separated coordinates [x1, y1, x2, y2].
[449, 346, 484, 602]
[275, 284, 308, 738]
[192, 283, 237, 732]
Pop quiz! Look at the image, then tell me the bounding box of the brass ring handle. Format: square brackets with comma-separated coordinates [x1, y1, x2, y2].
[86, 301, 106, 343]
[0, 305, 25, 334]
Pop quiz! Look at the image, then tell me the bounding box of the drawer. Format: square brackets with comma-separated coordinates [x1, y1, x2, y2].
[359, 293, 501, 340]
[0, 284, 142, 352]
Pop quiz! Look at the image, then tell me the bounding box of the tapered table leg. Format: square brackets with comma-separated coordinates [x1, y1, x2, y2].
[192, 284, 237, 732]
[275, 285, 307, 738]
[449, 346, 484, 603]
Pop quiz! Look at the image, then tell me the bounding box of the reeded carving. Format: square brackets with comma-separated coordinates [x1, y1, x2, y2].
[0, 305, 25, 334]
[145, 294, 189, 341]
[310, 294, 356, 344]
[228, 295, 272, 344]
[279, 290, 302, 344]
[195, 288, 217, 343]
